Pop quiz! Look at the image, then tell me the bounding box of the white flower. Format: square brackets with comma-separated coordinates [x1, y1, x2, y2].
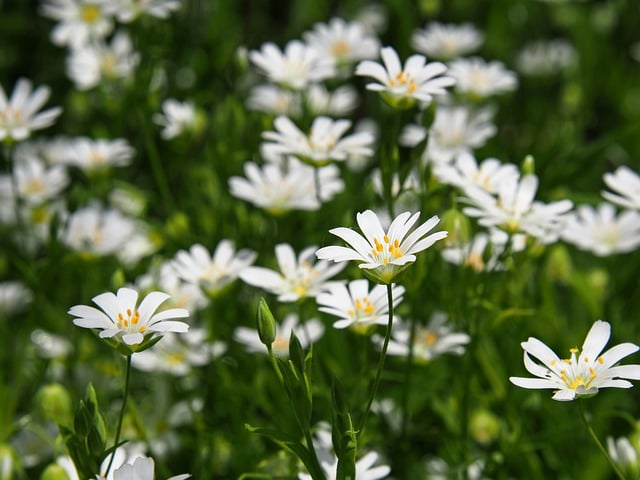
[40, 0, 114, 49]
[249, 40, 336, 90]
[116, 226, 158, 267]
[448, 57, 518, 98]
[30, 329, 73, 359]
[110, 0, 181, 23]
[509, 320, 640, 401]
[0, 281, 33, 316]
[411, 22, 484, 60]
[376, 311, 470, 361]
[607, 436, 640, 477]
[516, 39, 577, 77]
[12, 155, 69, 205]
[316, 210, 447, 284]
[229, 159, 344, 214]
[298, 451, 390, 480]
[602, 165, 640, 210]
[441, 232, 504, 272]
[136, 262, 208, 313]
[132, 329, 225, 376]
[246, 84, 301, 117]
[234, 313, 324, 357]
[0, 78, 62, 142]
[240, 243, 345, 302]
[423, 106, 497, 165]
[13, 136, 77, 166]
[261, 116, 374, 166]
[305, 84, 359, 117]
[66, 32, 139, 90]
[302, 17, 380, 65]
[355, 46, 455, 109]
[433, 153, 519, 194]
[462, 173, 573, 243]
[107, 456, 190, 480]
[561, 203, 640, 256]
[68, 287, 189, 348]
[171, 241, 257, 296]
[153, 99, 201, 140]
[65, 137, 135, 171]
[316, 279, 404, 331]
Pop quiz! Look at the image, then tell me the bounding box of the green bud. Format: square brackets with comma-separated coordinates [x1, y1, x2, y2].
[586, 268, 609, 300]
[74, 402, 90, 437]
[440, 207, 471, 248]
[469, 409, 500, 446]
[545, 245, 573, 282]
[0, 444, 19, 480]
[165, 211, 190, 240]
[37, 384, 73, 428]
[521, 155, 535, 175]
[257, 297, 277, 347]
[40, 464, 71, 480]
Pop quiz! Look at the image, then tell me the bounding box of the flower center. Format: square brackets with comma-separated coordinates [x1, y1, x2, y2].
[552, 348, 605, 392]
[347, 296, 374, 319]
[464, 252, 485, 272]
[330, 40, 351, 58]
[0, 108, 23, 129]
[389, 71, 417, 94]
[415, 328, 438, 346]
[370, 235, 403, 265]
[80, 4, 101, 23]
[23, 178, 45, 195]
[117, 308, 146, 332]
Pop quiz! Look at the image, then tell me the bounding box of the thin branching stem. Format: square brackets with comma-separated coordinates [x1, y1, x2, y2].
[104, 354, 133, 478]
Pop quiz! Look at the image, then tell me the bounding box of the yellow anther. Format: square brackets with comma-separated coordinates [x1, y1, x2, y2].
[139, 325, 147, 333]
[598, 356, 604, 364]
[408, 82, 417, 93]
[550, 359, 556, 366]
[383, 235, 390, 243]
[584, 357, 589, 363]
[570, 348, 579, 354]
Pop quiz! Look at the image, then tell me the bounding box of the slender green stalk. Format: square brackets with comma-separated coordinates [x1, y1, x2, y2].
[267, 347, 284, 386]
[104, 354, 133, 478]
[137, 109, 173, 213]
[578, 400, 627, 480]
[358, 283, 395, 436]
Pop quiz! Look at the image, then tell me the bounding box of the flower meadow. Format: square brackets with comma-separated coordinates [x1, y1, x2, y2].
[2, 0, 640, 478]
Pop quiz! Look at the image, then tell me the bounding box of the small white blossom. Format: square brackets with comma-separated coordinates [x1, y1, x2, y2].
[65, 137, 135, 171]
[448, 57, 518, 98]
[153, 99, 201, 140]
[111, 0, 181, 23]
[246, 84, 302, 117]
[516, 39, 577, 77]
[303, 17, 380, 65]
[411, 22, 484, 60]
[40, 0, 114, 49]
[305, 84, 359, 117]
[0, 281, 33, 316]
[12, 155, 69, 205]
[602, 165, 640, 210]
[433, 153, 519, 194]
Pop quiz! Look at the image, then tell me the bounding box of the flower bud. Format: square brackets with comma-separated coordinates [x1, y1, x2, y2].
[521, 154, 535, 175]
[440, 207, 471, 248]
[469, 409, 500, 446]
[37, 384, 73, 428]
[257, 297, 277, 347]
[39, 464, 69, 480]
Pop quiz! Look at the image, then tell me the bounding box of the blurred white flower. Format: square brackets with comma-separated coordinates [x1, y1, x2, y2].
[433, 153, 519, 194]
[561, 203, 640, 256]
[136, 262, 209, 313]
[153, 99, 201, 140]
[66, 31, 139, 90]
[316, 210, 447, 284]
[411, 22, 484, 60]
[316, 279, 404, 331]
[305, 84, 359, 117]
[234, 313, 324, 357]
[240, 243, 345, 302]
[171, 241, 257, 296]
[249, 40, 336, 90]
[602, 165, 640, 210]
[356, 46, 455, 109]
[30, 329, 73, 359]
[376, 311, 470, 361]
[298, 450, 390, 480]
[96, 455, 190, 480]
[116, 226, 158, 267]
[441, 232, 507, 272]
[246, 84, 302, 117]
[0, 78, 62, 143]
[0, 281, 33, 316]
[516, 39, 577, 77]
[11, 155, 69, 205]
[13, 136, 77, 165]
[448, 57, 518, 98]
[65, 137, 135, 171]
[607, 436, 640, 478]
[111, 0, 181, 23]
[261, 115, 374, 166]
[303, 17, 380, 65]
[68, 287, 189, 347]
[40, 0, 113, 49]
[510, 319, 640, 401]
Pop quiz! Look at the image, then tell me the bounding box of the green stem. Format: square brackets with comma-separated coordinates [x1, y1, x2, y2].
[578, 400, 627, 480]
[358, 283, 395, 436]
[104, 354, 133, 478]
[267, 347, 284, 386]
[138, 109, 173, 213]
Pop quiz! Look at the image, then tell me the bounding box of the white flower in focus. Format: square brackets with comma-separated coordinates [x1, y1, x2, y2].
[171, 241, 257, 296]
[234, 313, 324, 357]
[111, 0, 181, 23]
[298, 451, 390, 480]
[377, 311, 470, 361]
[261, 116, 374, 166]
[68, 287, 189, 348]
[303, 17, 380, 65]
[12, 156, 69, 205]
[40, 0, 113, 49]
[240, 243, 345, 302]
[229, 159, 344, 214]
[509, 320, 640, 401]
[462, 173, 573, 243]
[424, 106, 497, 164]
[132, 329, 225, 376]
[153, 99, 201, 140]
[602, 165, 640, 210]
[0, 79, 62, 143]
[516, 39, 577, 77]
[316, 279, 404, 331]
[249, 40, 336, 90]
[66, 32, 139, 91]
[411, 22, 484, 60]
[316, 209, 448, 284]
[0, 281, 33, 316]
[448, 57, 518, 98]
[305, 84, 359, 117]
[355, 46, 455, 109]
[433, 153, 519, 194]
[65, 137, 135, 171]
[561, 203, 640, 256]
[246, 84, 301, 117]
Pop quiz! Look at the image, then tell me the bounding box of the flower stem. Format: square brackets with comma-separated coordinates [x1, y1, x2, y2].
[359, 283, 394, 436]
[104, 354, 133, 478]
[578, 400, 627, 480]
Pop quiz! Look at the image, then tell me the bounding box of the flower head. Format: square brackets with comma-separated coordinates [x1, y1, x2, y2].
[0, 79, 62, 143]
[509, 320, 640, 401]
[68, 287, 189, 352]
[448, 57, 518, 98]
[40, 0, 114, 49]
[602, 165, 640, 211]
[316, 210, 447, 284]
[411, 22, 484, 60]
[153, 99, 203, 140]
[355, 46, 455, 109]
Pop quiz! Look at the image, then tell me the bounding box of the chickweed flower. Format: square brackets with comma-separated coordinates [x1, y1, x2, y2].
[153, 99, 203, 140]
[316, 210, 448, 284]
[509, 320, 640, 401]
[40, 0, 114, 49]
[602, 165, 640, 210]
[448, 57, 518, 99]
[411, 22, 484, 60]
[355, 46, 455, 109]
[0, 78, 62, 143]
[68, 287, 189, 353]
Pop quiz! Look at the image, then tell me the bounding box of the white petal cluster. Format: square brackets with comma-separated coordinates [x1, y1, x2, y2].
[40, 0, 114, 49]
[153, 99, 201, 140]
[603, 165, 640, 211]
[303, 17, 380, 65]
[434, 153, 519, 194]
[448, 57, 518, 98]
[411, 22, 484, 60]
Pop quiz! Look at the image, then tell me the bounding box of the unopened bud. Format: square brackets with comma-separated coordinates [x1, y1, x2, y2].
[257, 297, 276, 347]
[440, 207, 471, 248]
[39, 464, 69, 480]
[37, 384, 73, 428]
[521, 155, 535, 175]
